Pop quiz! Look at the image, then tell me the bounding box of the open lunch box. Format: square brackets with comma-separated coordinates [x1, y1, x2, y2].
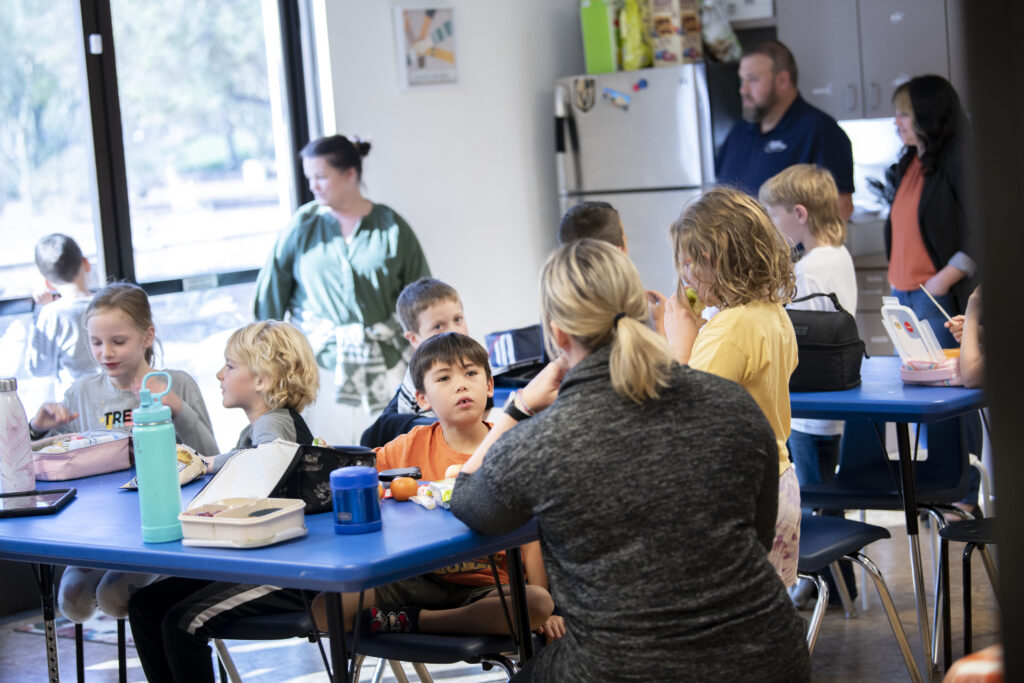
[179, 497, 308, 548]
[177, 439, 375, 548]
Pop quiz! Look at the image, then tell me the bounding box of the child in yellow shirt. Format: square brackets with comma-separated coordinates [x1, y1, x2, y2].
[663, 187, 801, 586]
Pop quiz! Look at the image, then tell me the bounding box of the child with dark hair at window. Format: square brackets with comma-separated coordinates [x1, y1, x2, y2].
[26, 233, 98, 399]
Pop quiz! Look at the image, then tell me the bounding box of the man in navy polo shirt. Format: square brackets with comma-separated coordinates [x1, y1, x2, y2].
[716, 41, 855, 222]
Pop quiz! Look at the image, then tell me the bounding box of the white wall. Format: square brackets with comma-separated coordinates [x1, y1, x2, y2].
[319, 0, 583, 339]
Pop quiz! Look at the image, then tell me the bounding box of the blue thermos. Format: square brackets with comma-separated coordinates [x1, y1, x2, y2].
[132, 371, 183, 543]
[330, 466, 382, 534]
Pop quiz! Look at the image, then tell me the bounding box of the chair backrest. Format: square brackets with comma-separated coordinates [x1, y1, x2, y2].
[834, 417, 970, 504]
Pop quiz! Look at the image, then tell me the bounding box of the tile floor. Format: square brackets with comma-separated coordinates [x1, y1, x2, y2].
[0, 511, 1000, 682]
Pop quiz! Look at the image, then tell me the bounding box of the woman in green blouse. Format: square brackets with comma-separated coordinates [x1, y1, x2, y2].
[253, 135, 430, 444]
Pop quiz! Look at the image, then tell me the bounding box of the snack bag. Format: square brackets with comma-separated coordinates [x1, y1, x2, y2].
[701, 0, 742, 62]
[429, 479, 455, 509]
[620, 0, 653, 70]
[649, 0, 702, 66]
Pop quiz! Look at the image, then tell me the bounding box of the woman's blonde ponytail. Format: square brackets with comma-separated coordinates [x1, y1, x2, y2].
[541, 240, 673, 404]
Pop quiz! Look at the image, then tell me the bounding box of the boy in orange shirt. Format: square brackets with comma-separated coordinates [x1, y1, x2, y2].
[314, 332, 563, 641]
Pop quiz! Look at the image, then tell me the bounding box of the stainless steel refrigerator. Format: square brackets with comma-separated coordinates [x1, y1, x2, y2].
[554, 62, 739, 293]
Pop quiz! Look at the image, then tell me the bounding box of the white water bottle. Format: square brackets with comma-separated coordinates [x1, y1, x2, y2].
[0, 378, 35, 493]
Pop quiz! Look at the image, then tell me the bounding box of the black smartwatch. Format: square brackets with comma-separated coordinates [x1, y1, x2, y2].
[503, 393, 532, 421]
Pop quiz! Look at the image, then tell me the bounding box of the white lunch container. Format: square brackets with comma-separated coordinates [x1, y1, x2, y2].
[178, 497, 307, 548]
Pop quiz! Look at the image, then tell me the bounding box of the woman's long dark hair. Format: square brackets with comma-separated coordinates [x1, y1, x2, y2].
[300, 135, 371, 178]
[894, 75, 969, 175]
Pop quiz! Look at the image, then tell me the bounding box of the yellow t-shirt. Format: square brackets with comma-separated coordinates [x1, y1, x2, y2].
[689, 301, 798, 474]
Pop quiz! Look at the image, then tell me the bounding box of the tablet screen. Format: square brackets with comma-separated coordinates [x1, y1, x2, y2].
[0, 489, 75, 515]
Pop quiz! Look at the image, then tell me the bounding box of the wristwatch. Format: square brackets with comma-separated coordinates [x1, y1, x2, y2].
[503, 392, 532, 421]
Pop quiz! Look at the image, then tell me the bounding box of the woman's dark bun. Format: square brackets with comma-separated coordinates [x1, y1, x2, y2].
[300, 134, 369, 176]
[352, 138, 372, 158]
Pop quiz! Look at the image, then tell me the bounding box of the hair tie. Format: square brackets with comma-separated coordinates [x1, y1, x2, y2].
[612, 312, 627, 328]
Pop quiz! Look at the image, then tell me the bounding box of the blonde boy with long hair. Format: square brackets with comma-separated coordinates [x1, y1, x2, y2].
[207, 320, 320, 472]
[760, 164, 858, 607]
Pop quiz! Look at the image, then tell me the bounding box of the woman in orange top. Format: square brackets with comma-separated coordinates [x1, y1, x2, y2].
[885, 75, 976, 348]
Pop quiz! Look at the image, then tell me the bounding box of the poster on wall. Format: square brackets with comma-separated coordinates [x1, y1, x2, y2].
[394, 6, 457, 88]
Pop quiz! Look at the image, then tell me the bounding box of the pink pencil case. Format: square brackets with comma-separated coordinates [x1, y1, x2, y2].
[31, 431, 131, 481]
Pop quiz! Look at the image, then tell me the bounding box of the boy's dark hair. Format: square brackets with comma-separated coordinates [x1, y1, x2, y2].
[558, 201, 624, 249]
[35, 234, 84, 284]
[410, 332, 491, 394]
[396, 278, 462, 332]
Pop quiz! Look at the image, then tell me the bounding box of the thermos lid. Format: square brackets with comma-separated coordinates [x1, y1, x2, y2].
[133, 372, 173, 424]
[0, 378, 16, 392]
[331, 465, 379, 488]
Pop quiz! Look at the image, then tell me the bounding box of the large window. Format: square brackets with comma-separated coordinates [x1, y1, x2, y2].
[111, 0, 291, 282]
[0, 0, 317, 447]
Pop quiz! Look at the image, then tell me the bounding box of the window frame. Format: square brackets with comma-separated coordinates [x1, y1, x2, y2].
[0, 0, 318, 315]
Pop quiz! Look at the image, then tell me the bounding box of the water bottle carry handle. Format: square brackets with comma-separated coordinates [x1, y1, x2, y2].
[141, 371, 172, 403]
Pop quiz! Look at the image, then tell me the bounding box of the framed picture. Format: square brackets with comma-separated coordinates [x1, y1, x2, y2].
[393, 6, 457, 89]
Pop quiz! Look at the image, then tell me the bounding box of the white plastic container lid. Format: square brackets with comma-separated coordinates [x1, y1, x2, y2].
[880, 297, 946, 362]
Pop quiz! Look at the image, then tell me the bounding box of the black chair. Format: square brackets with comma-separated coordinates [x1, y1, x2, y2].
[800, 417, 974, 665]
[938, 517, 999, 669]
[210, 609, 529, 683]
[798, 514, 922, 683]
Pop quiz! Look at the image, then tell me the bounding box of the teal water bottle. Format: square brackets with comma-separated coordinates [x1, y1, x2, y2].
[132, 372, 182, 543]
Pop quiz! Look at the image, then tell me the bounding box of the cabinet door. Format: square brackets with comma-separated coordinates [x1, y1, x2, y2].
[777, 0, 863, 121]
[858, 0, 950, 118]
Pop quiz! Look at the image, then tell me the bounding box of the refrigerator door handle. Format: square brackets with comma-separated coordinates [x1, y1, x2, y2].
[554, 83, 581, 196]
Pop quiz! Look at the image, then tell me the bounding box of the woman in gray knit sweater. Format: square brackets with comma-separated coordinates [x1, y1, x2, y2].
[452, 240, 809, 682]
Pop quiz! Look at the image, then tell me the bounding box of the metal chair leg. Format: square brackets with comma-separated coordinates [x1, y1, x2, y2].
[213, 638, 243, 683]
[963, 544, 974, 655]
[858, 510, 870, 611]
[370, 657, 386, 683]
[828, 561, 857, 618]
[411, 662, 434, 683]
[388, 660, 411, 683]
[847, 552, 923, 683]
[922, 505, 953, 668]
[940, 536, 952, 671]
[931, 548, 945, 670]
[350, 654, 366, 683]
[798, 571, 829, 655]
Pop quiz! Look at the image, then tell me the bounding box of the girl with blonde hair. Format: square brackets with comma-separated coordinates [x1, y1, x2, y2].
[451, 239, 810, 681]
[27, 281, 218, 624]
[664, 187, 802, 588]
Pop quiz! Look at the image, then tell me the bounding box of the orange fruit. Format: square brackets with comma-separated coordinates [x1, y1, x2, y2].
[390, 477, 418, 502]
[378, 483, 384, 500]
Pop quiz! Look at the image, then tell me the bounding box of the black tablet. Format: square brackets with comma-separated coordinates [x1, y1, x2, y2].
[0, 488, 76, 518]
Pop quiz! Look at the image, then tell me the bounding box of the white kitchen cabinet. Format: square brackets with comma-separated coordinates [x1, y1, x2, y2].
[777, 0, 954, 121]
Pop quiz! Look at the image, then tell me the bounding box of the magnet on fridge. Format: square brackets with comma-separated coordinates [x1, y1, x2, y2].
[601, 86, 630, 111]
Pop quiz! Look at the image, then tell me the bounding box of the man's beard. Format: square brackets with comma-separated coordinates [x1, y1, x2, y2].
[742, 88, 777, 123]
